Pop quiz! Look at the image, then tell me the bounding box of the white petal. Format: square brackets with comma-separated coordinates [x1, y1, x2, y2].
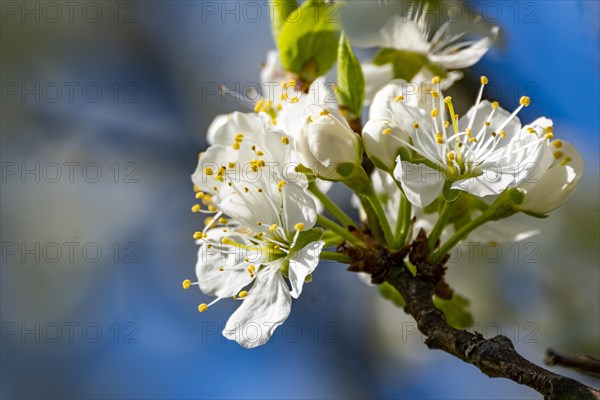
[206, 114, 230, 145]
[393, 159, 444, 207]
[223, 268, 291, 348]
[520, 141, 583, 214]
[363, 63, 394, 104]
[195, 230, 254, 298]
[288, 241, 324, 298]
[381, 17, 430, 53]
[428, 27, 498, 69]
[471, 219, 539, 244]
[451, 171, 515, 197]
[281, 182, 318, 234]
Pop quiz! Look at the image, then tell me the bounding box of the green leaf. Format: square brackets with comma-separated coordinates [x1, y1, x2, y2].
[379, 282, 405, 307]
[277, 0, 340, 82]
[373, 48, 448, 81]
[270, 0, 299, 38]
[336, 33, 365, 119]
[434, 293, 474, 329]
[291, 228, 324, 252]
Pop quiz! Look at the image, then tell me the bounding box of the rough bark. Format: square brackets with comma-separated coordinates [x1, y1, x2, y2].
[384, 261, 600, 400]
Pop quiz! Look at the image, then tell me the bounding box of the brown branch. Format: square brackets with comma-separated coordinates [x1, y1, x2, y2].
[342, 223, 599, 399]
[383, 259, 600, 400]
[545, 349, 600, 379]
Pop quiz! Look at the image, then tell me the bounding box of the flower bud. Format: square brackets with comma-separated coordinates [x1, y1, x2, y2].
[519, 140, 583, 215]
[362, 118, 411, 171]
[297, 107, 362, 181]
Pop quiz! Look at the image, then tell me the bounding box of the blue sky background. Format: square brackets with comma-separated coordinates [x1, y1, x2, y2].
[1, 1, 598, 399]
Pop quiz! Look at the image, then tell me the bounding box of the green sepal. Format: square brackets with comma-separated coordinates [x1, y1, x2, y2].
[335, 162, 356, 178]
[442, 181, 462, 202]
[291, 228, 324, 252]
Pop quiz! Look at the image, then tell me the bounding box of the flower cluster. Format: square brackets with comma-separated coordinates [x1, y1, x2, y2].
[185, 1, 583, 348]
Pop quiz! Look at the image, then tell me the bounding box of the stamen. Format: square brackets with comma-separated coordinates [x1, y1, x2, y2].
[182, 279, 192, 289]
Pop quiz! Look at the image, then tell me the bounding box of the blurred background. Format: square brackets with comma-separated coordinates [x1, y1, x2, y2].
[1, 0, 598, 398]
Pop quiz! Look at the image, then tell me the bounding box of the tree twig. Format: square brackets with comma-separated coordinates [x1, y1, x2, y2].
[344, 230, 600, 400]
[545, 349, 600, 379]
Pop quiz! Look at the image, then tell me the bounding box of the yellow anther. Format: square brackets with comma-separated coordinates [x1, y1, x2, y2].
[528, 127, 536, 134]
[256, 150, 264, 156]
[553, 140, 563, 149]
[288, 79, 296, 87]
[227, 162, 235, 169]
[280, 92, 288, 101]
[444, 121, 450, 128]
[499, 130, 506, 138]
[193, 232, 203, 240]
[545, 126, 553, 133]
[320, 109, 330, 116]
[432, 76, 441, 84]
[195, 192, 205, 199]
[256, 221, 262, 226]
[244, 187, 249, 193]
[395, 95, 404, 102]
[435, 133, 444, 144]
[193, 185, 200, 193]
[480, 76, 489, 85]
[182, 279, 192, 289]
[232, 142, 240, 150]
[466, 128, 472, 137]
[491, 131, 497, 137]
[277, 180, 287, 191]
[191, 204, 201, 213]
[447, 151, 456, 162]
[544, 132, 554, 139]
[218, 217, 228, 224]
[491, 101, 499, 109]
[204, 217, 214, 226]
[553, 151, 564, 159]
[413, 122, 420, 129]
[444, 96, 452, 104]
[198, 303, 208, 313]
[238, 290, 249, 298]
[294, 223, 305, 231]
[208, 204, 217, 212]
[485, 121, 490, 126]
[254, 99, 264, 113]
[382, 128, 392, 135]
[248, 265, 256, 274]
[431, 108, 439, 117]
[290, 97, 300, 103]
[269, 224, 278, 232]
[257, 188, 263, 193]
[430, 91, 439, 98]
[218, 267, 224, 272]
[204, 167, 214, 176]
[274, 244, 280, 250]
[468, 137, 478, 143]
[276, 103, 282, 111]
[519, 96, 531, 107]
[281, 137, 290, 145]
